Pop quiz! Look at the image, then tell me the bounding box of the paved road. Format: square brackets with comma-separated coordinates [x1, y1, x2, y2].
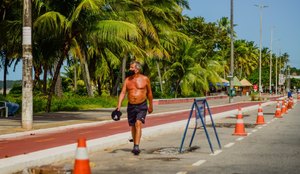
[0, 101, 261, 158]
[0, 95, 287, 173]
[52, 98, 299, 174]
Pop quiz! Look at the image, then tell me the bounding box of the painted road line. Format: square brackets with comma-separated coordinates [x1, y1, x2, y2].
[79, 131, 94, 135]
[224, 142, 235, 148]
[252, 129, 257, 133]
[210, 150, 222, 156]
[267, 121, 271, 124]
[35, 138, 55, 143]
[257, 126, 262, 129]
[236, 137, 244, 141]
[192, 160, 206, 166]
[176, 171, 187, 174]
[109, 126, 122, 129]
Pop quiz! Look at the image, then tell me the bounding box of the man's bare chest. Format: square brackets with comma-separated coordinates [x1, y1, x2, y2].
[127, 78, 146, 90]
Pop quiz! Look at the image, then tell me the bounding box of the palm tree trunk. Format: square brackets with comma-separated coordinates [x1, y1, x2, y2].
[43, 65, 48, 95]
[112, 66, 122, 96]
[2, 57, 8, 97]
[53, 59, 63, 97]
[81, 55, 94, 97]
[74, 64, 77, 92]
[156, 60, 163, 93]
[55, 74, 63, 97]
[97, 79, 102, 96]
[46, 56, 64, 112]
[33, 64, 42, 90]
[122, 56, 126, 82]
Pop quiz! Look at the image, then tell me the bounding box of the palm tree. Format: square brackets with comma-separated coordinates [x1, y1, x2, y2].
[109, 0, 190, 94]
[0, 0, 22, 96]
[164, 39, 219, 97]
[33, 0, 108, 111]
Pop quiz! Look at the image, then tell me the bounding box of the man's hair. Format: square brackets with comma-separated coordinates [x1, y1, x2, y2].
[130, 61, 142, 71]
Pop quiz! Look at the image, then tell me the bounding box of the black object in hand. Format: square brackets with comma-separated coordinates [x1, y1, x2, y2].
[111, 109, 122, 121]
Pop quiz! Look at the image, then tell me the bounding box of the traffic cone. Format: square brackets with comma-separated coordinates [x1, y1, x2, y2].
[281, 100, 286, 115]
[233, 108, 247, 136]
[297, 94, 300, 100]
[287, 98, 292, 110]
[274, 101, 282, 118]
[256, 103, 265, 124]
[285, 99, 289, 113]
[257, 103, 263, 112]
[290, 97, 294, 109]
[236, 107, 243, 119]
[74, 138, 91, 174]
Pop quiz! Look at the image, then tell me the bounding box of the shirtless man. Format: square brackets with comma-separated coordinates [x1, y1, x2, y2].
[117, 61, 153, 155]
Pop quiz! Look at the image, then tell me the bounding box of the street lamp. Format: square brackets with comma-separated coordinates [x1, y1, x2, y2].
[255, 4, 268, 97]
[269, 27, 273, 95]
[229, 0, 234, 103]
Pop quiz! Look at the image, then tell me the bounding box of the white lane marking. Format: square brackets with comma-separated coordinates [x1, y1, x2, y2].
[252, 129, 257, 132]
[210, 150, 222, 156]
[176, 172, 187, 174]
[267, 121, 271, 124]
[257, 126, 262, 129]
[236, 137, 244, 141]
[248, 132, 252, 136]
[192, 160, 206, 166]
[263, 124, 267, 127]
[224, 142, 235, 148]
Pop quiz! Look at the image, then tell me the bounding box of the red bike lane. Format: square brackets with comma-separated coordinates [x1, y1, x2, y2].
[0, 101, 261, 159]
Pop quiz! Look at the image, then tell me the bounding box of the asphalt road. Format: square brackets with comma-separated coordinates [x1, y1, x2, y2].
[43, 100, 300, 174]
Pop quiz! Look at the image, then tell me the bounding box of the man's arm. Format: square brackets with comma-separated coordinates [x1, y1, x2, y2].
[117, 80, 127, 111]
[146, 77, 153, 113]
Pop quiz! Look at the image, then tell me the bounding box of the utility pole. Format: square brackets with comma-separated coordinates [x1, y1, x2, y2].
[229, 0, 234, 103]
[275, 55, 277, 95]
[286, 65, 290, 92]
[255, 4, 268, 96]
[22, 0, 33, 130]
[269, 27, 273, 95]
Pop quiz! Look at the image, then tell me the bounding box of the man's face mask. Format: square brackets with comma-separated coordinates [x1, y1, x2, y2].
[127, 70, 135, 77]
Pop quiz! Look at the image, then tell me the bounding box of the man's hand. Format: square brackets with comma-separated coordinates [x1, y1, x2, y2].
[148, 106, 153, 114]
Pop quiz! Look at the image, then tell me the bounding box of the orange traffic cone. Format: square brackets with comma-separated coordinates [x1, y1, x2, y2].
[257, 103, 263, 112]
[297, 94, 300, 100]
[289, 97, 294, 109]
[74, 138, 91, 174]
[274, 101, 282, 118]
[236, 107, 243, 119]
[285, 99, 289, 113]
[287, 98, 292, 110]
[256, 103, 265, 124]
[281, 100, 286, 115]
[233, 108, 247, 136]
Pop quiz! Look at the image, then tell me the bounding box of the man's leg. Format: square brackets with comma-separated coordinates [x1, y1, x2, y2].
[131, 126, 136, 142]
[131, 120, 142, 155]
[134, 120, 142, 145]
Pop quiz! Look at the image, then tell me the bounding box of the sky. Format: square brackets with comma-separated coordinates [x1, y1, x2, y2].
[183, 0, 300, 69]
[1, 0, 300, 81]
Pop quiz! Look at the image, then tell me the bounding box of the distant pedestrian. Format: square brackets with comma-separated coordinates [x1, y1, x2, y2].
[1, 101, 19, 116]
[287, 90, 292, 98]
[116, 61, 153, 155]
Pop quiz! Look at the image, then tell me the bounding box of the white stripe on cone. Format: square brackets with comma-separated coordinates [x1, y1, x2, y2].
[75, 148, 89, 160]
[236, 119, 244, 124]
